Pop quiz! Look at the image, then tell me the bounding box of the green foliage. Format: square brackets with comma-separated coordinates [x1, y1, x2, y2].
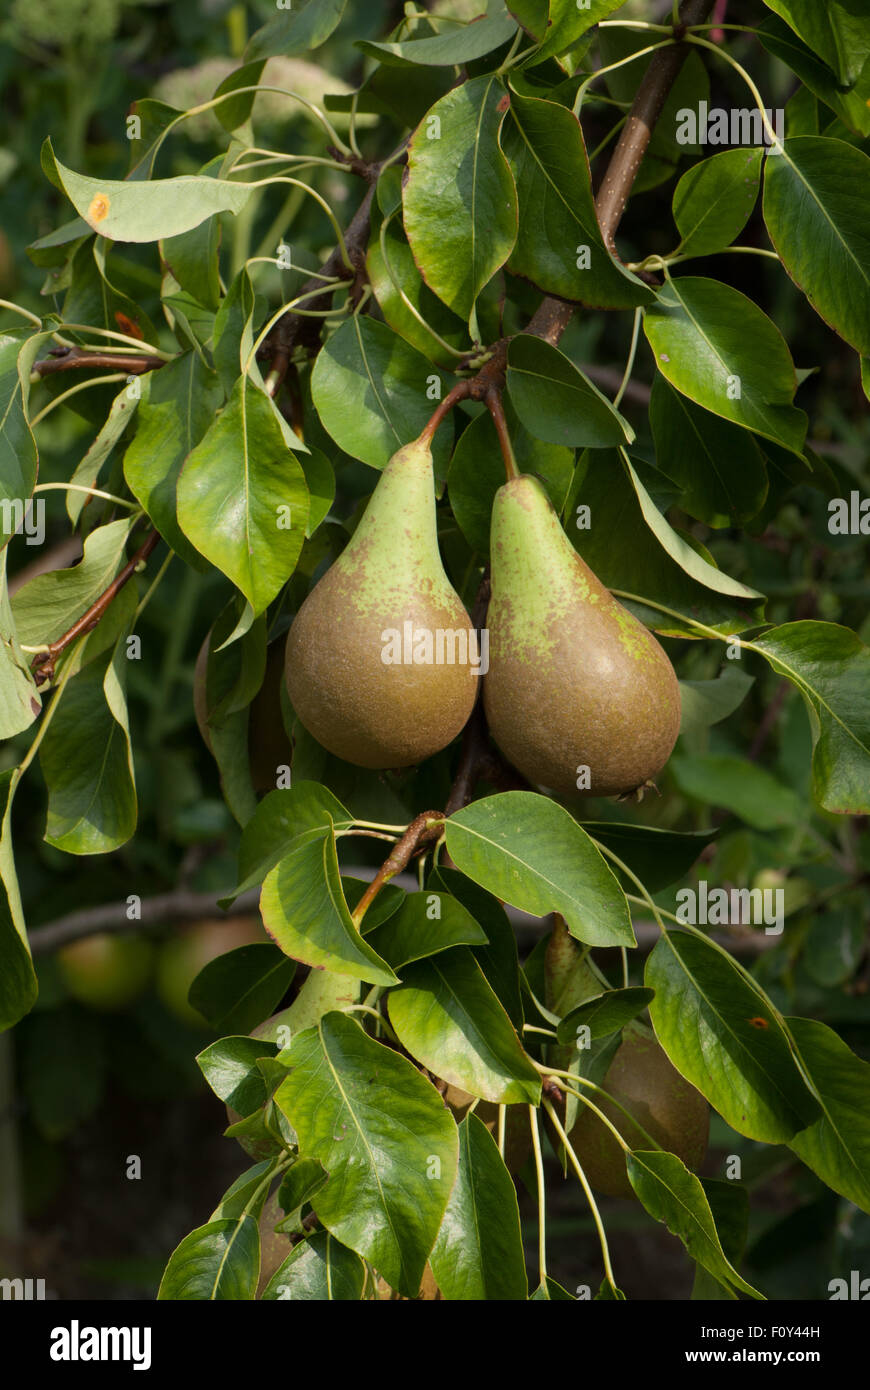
[1, 0, 869, 1304]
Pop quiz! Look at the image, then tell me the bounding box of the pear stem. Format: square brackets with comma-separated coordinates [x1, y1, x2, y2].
[484, 388, 520, 482]
[418, 381, 472, 446]
[350, 811, 445, 928]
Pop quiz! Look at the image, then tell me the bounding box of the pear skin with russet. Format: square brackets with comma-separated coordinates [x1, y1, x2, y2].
[285, 434, 477, 768]
[483, 474, 681, 798]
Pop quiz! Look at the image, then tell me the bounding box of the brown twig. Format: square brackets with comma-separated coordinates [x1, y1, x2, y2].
[32, 347, 166, 377]
[29, 886, 262, 956]
[524, 0, 715, 345]
[31, 527, 160, 686]
[350, 811, 445, 927]
[262, 142, 409, 389]
[594, 0, 715, 254]
[419, 380, 473, 445]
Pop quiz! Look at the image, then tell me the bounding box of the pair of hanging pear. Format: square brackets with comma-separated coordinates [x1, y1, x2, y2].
[285, 434, 681, 798]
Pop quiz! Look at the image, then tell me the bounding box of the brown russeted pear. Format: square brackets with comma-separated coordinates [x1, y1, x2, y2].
[483, 475, 681, 798]
[285, 436, 478, 768]
[560, 1024, 709, 1200]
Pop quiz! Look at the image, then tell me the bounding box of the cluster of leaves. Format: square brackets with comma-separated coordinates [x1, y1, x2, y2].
[1, 0, 869, 1299]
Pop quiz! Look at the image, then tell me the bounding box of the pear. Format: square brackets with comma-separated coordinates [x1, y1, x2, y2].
[285, 437, 477, 768]
[483, 475, 681, 798]
[559, 1026, 709, 1200]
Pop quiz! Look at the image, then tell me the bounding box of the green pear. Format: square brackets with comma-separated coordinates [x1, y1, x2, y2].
[285, 437, 477, 768]
[483, 475, 681, 798]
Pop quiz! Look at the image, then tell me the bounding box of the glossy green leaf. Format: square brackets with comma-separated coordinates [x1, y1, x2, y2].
[40, 640, 137, 854]
[124, 98, 182, 178]
[556, 988, 655, 1046]
[124, 353, 222, 566]
[759, 18, 870, 138]
[403, 75, 517, 322]
[567, 450, 765, 633]
[672, 147, 763, 258]
[430, 1114, 528, 1300]
[67, 384, 138, 525]
[626, 1150, 763, 1298]
[503, 90, 654, 308]
[787, 1017, 870, 1214]
[275, 1158, 329, 1230]
[260, 826, 397, 986]
[358, 12, 516, 65]
[431, 867, 525, 1032]
[233, 782, 353, 898]
[189, 944, 296, 1036]
[343, 879, 405, 935]
[804, 896, 865, 988]
[365, 891, 488, 969]
[161, 217, 221, 311]
[679, 667, 755, 738]
[177, 375, 309, 616]
[388, 948, 541, 1103]
[0, 557, 40, 740]
[261, 1230, 365, 1300]
[0, 332, 51, 546]
[506, 335, 633, 448]
[300, 445, 334, 536]
[584, 823, 717, 894]
[646, 932, 819, 1143]
[531, 0, 627, 63]
[213, 268, 255, 396]
[692, 1178, 751, 1298]
[669, 754, 804, 830]
[64, 240, 157, 345]
[445, 791, 634, 948]
[158, 1217, 259, 1300]
[448, 400, 573, 554]
[42, 139, 251, 242]
[274, 1012, 458, 1297]
[0, 777, 38, 1028]
[761, 0, 870, 87]
[197, 1035, 279, 1114]
[246, 0, 347, 61]
[11, 519, 131, 649]
[310, 316, 448, 471]
[531, 1277, 579, 1300]
[210, 1160, 275, 1222]
[643, 277, 807, 455]
[752, 621, 870, 815]
[650, 368, 768, 530]
[764, 137, 870, 356]
[366, 201, 467, 368]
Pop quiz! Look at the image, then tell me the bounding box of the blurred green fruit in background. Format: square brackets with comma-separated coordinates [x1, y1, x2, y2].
[155, 916, 268, 1027]
[57, 932, 154, 1012]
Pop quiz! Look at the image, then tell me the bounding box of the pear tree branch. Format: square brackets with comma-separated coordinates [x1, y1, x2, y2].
[30, 527, 160, 687]
[350, 811, 445, 928]
[32, 346, 166, 377]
